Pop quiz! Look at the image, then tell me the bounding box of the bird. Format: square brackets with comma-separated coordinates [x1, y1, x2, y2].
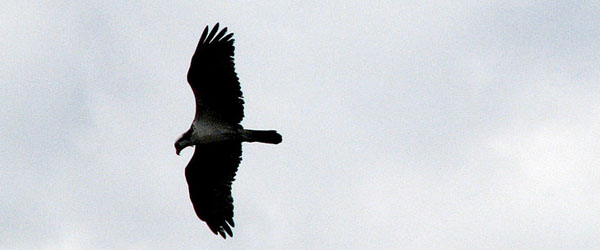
[174, 23, 282, 238]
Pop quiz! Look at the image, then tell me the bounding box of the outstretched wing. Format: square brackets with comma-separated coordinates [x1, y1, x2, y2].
[187, 23, 244, 124]
[185, 142, 242, 238]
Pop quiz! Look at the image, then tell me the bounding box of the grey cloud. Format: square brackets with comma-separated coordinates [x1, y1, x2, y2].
[2, 1, 600, 249]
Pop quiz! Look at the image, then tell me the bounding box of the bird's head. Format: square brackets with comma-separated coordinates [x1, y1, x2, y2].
[175, 131, 193, 155]
[174, 140, 184, 155]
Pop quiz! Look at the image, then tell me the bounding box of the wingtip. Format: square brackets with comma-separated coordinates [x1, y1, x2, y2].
[214, 27, 228, 42]
[222, 33, 234, 43]
[205, 23, 221, 43]
[199, 25, 209, 43]
[223, 225, 233, 238]
[226, 217, 235, 228]
[207, 221, 234, 239]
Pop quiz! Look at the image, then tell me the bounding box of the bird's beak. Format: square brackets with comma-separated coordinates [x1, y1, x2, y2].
[176, 148, 181, 156]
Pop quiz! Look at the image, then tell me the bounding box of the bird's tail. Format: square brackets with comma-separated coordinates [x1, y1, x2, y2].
[242, 129, 282, 144]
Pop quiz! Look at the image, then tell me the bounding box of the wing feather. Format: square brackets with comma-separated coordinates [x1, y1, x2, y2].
[213, 27, 228, 42]
[198, 25, 209, 44]
[187, 23, 244, 124]
[222, 33, 234, 43]
[185, 142, 242, 239]
[205, 23, 220, 43]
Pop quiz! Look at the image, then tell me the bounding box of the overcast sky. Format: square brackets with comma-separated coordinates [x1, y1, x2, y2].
[2, 1, 600, 249]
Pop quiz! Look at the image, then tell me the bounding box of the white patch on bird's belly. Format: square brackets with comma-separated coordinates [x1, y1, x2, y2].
[191, 120, 239, 144]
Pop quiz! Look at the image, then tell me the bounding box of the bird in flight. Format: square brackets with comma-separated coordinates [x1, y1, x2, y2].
[175, 23, 282, 238]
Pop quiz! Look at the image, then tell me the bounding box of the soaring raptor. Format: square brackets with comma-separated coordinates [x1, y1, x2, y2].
[175, 23, 282, 238]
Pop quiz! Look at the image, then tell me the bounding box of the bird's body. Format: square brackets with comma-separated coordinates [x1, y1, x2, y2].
[174, 23, 282, 239]
[190, 121, 240, 144]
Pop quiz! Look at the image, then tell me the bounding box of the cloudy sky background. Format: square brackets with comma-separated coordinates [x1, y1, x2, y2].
[2, 1, 600, 249]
